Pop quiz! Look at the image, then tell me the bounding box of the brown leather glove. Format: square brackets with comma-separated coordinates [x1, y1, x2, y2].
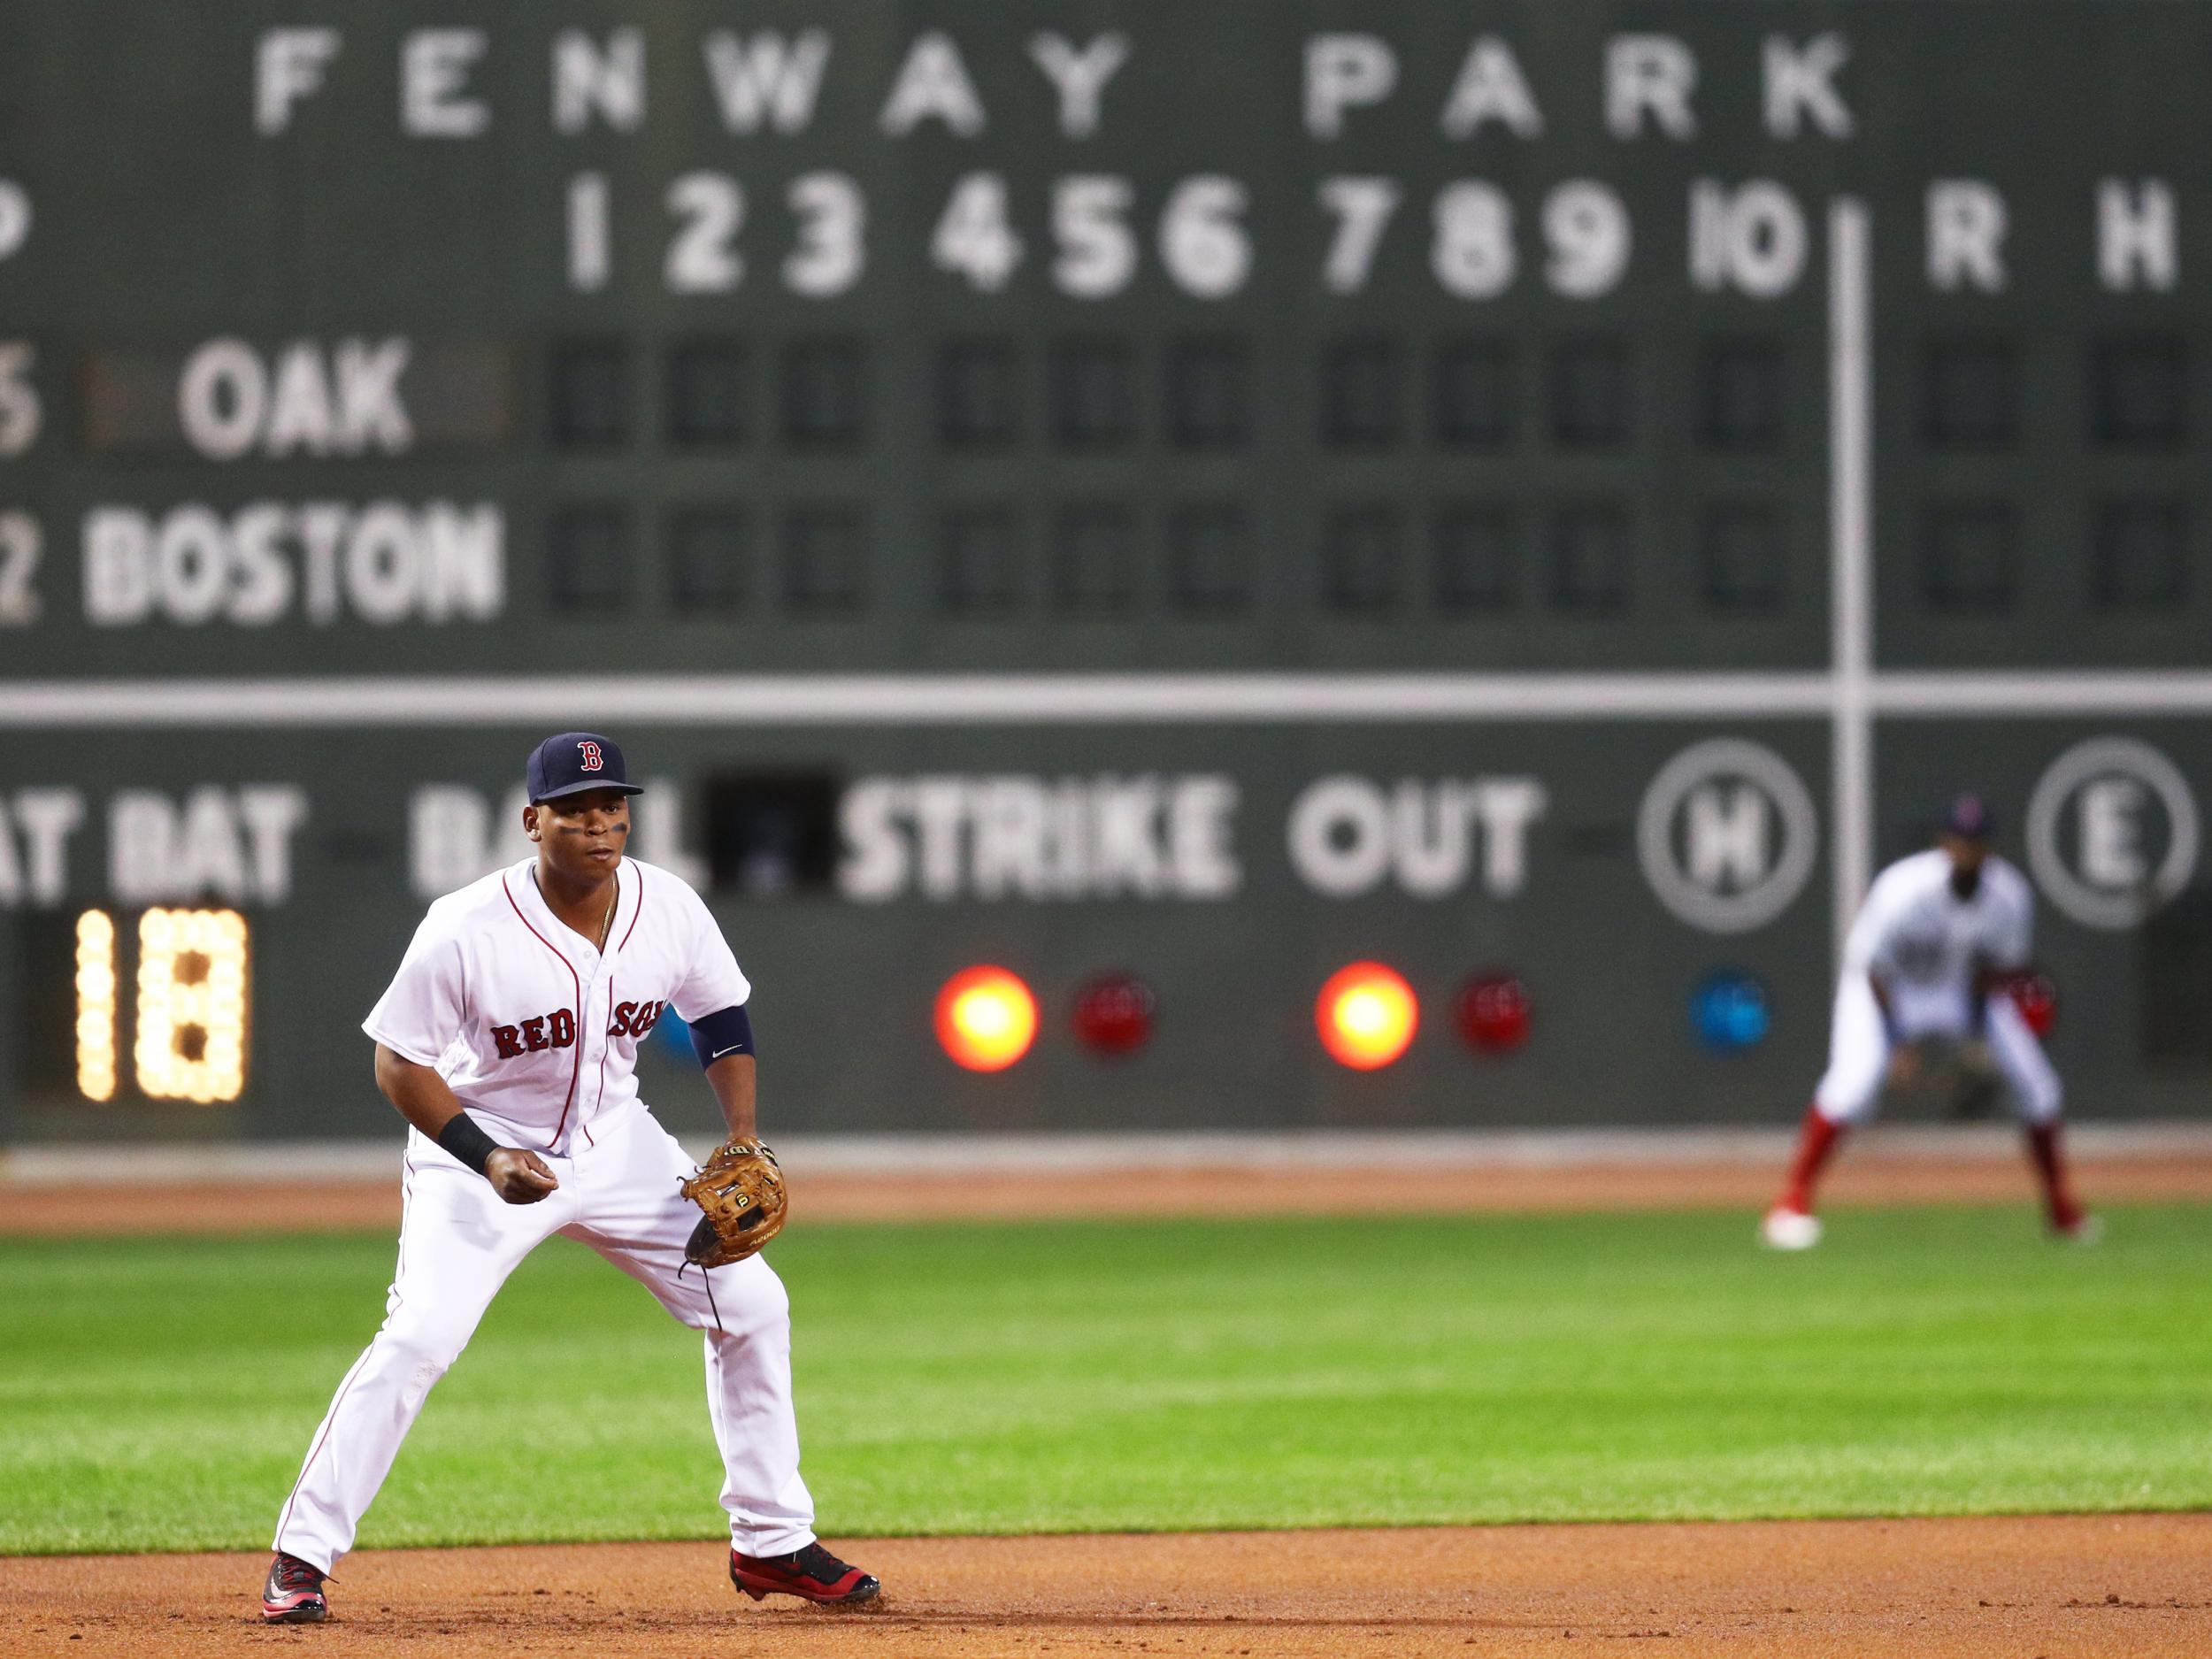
[678, 1138, 789, 1268]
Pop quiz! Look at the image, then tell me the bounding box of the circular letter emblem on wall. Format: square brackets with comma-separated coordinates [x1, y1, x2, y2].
[2026, 736, 2200, 930]
[1637, 738, 1819, 934]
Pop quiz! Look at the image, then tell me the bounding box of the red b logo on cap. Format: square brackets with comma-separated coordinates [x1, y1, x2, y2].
[577, 741, 603, 772]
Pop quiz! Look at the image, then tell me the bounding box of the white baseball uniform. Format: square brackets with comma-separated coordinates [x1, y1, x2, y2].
[1812, 849, 2061, 1125]
[273, 856, 815, 1574]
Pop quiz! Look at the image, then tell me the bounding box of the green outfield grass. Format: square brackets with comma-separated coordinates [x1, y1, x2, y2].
[3, 1205, 2209, 1555]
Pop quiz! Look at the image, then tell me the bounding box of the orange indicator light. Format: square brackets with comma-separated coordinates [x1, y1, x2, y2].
[1316, 962, 1418, 1070]
[935, 965, 1040, 1071]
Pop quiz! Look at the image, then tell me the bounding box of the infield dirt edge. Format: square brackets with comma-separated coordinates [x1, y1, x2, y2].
[8, 1516, 2212, 1658]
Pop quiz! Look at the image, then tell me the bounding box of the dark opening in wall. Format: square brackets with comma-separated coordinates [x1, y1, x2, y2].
[2092, 501, 2187, 610]
[1051, 503, 1137, 612]
[780, 504, 867, 612]
[1165, 338, 1249, 450]
[780, 338, 867, 449]
[1049, 338, 1138, 448]
[1166, 503, 1250, 611]
[664, 506, 748, 612]
[1547, 503, 1629, 612]
[1318, 337, 1402, 449]
[549, 340, 629, 449]
[1432, 505, 1518, 611]
[1547, 336, 1630, 449]
[1321, 506, 1400, 612]
[1697, 339, 1785, 453]
[2091, 334, 2187, 449]
[1923, 338, 2016, 449]
[939, 506, 1024, 611]
[1431, 338, 1515, 450]
[704, 773, 841, 896]
[665, 339, 748, 447]
[936, 340, 1021, 449]
[547, 503, 628, 611]
[1923, 503, 2017, 612]
[1698, 501, 1786, 614]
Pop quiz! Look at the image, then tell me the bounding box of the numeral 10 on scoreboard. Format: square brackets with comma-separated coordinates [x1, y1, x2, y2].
[73, 908, 250, 1104]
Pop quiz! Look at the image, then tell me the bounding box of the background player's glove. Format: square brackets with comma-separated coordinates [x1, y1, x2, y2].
[678, 1139, 789, 1268]
[1927, 1039, 2003, 1119]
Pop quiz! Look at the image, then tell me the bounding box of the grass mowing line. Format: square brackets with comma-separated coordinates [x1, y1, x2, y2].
[2, 1207, 2208, 1555]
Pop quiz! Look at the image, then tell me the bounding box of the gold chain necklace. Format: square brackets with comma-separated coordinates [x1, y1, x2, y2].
[534, 867, 619, 952]
[594, 872, 619, 951]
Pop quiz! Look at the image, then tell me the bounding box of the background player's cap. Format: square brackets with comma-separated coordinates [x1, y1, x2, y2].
[527, 732, 644, 803]
[1941, 792, 1995, 841]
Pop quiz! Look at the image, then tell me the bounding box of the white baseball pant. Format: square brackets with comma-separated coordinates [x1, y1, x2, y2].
[272, 1101, 814, 1573]
[1811, 973, 2062, 1126]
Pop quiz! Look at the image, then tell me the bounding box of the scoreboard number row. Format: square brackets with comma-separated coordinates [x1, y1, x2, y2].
[563, 173, 2178, 303]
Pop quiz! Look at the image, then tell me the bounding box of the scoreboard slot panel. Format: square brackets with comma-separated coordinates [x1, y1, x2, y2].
[5, 322, 1857, 670]
[9, 317, 2191, 666]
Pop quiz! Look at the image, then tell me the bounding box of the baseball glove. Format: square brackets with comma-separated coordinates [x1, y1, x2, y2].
[678, 1139, 788, 1268]
[1928, 1038, 2003, 1119]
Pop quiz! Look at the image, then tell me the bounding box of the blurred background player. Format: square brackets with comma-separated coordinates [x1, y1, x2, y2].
[1762, 795, 2093, 1249]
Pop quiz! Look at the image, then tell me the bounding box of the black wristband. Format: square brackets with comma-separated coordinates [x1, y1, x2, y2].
[435, 1110, 500, 1177]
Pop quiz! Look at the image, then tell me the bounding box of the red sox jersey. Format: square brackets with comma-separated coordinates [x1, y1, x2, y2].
[363, 856, 749, 1156]
[1840, 849, 2032, 1034]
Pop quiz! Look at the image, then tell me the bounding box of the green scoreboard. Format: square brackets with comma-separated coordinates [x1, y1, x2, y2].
[2, 3, 2208, 1141]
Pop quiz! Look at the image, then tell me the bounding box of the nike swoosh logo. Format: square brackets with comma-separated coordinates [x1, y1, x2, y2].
[711, 1045, 747, 1060]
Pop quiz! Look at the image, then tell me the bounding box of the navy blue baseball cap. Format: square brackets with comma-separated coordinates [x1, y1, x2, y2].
[526, 732, 643, 803]
[1941, 792, 1995, 841]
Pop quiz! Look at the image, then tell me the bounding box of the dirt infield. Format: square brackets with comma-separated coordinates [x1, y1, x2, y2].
[5, 1145, 2210, 1235]
[6, 1517, 2210, 1658]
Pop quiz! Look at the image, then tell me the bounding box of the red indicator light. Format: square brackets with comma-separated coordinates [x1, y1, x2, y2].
[935, 965, 1038, 1071]
[1316, 962, 1418, 1070]
[1072, 973, 1156, 1055]
[1454, 972, 1531, 1054]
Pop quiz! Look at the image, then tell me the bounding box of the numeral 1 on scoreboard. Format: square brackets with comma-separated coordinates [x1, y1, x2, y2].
[73, 910, 117, 1102]
[568, 172, 611, 292]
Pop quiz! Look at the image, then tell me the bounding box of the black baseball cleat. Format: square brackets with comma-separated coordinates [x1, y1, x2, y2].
[730, 1541, 880, 1606]
[261, 1550, 329, 1623]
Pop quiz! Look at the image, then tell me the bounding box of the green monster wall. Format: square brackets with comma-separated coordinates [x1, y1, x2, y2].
[1, 4, 2207, 1141]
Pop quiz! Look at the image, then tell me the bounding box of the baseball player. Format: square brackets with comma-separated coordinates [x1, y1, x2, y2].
[261, 733, 878, 1623]
[1762, 794, 2092, 1249]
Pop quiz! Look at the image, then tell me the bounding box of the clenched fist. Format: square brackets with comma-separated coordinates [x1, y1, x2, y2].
[486, 1147, 559, 1204]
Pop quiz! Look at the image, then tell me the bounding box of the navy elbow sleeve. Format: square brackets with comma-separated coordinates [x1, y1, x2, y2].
[689, 1003, 755, 1069]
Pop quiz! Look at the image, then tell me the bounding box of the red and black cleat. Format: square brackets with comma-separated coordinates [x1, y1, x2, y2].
[261, 1551, 329, 1623]
[731, 1541, 880, 1606]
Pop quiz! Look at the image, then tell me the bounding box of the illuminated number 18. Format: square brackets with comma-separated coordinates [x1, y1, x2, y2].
[74, 908, 251, 1103]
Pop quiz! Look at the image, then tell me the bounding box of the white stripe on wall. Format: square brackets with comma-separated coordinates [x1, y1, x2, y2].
[8, 669, 2212, 727]
[1826, 196, 1877, 959]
